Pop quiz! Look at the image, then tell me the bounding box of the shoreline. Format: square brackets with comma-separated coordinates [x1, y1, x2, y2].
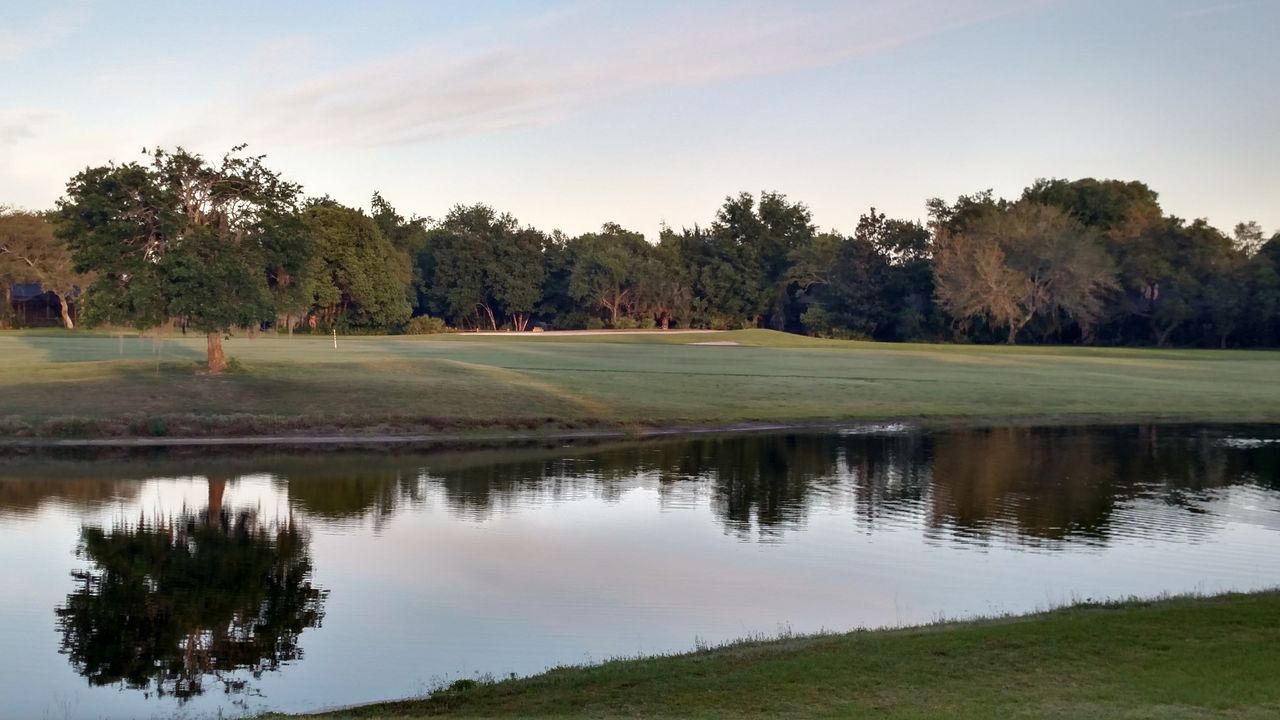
[2, 413, 1278, 450]
[274, 590, 1280, 719]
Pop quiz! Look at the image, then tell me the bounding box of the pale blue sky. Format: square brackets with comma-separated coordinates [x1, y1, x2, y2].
[2, 0, 1277, 237]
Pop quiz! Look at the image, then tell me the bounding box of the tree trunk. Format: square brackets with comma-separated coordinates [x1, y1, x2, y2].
[1006, 315, 1029, 344]
[57, 294, 74, 330]
[207, 477, 226, 528]
[1080, 322, 1097, 346]
[206, 331, 228, 373]
[661, 314, 670, 330]
[1006, 307, 1040, 345]
[1152, 320, 1178, 348]
[207, 479, 225, 517]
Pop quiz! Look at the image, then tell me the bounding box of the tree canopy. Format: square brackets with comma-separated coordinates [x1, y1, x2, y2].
[22, 150, 1279, 349]
[934, 202, 1117, 343]
[301, 201, 413, 330]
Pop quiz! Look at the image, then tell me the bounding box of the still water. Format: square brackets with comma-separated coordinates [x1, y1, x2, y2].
[1, 425, 1278, 719]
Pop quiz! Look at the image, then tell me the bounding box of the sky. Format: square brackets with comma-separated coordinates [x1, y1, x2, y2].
[1, 0, 1277, 238]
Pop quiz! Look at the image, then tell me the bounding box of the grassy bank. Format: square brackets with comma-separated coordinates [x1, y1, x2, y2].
[284, 592, 1280, 720]
[2, 329, 1278, 439]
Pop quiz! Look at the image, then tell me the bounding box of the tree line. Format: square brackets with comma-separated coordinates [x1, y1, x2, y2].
[1, 145, 1277, 371]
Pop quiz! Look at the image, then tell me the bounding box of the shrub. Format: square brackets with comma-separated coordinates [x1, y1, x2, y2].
[638, 316, 657, 329]
[615, 316, 639, 330]
[585, 317, 606, 330]
[555, 312, 591, 330]
[404, 315, 448, 335]
[709, 315, 743, 330]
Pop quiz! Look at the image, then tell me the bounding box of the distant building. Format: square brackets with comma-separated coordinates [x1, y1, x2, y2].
[5, 283, 79, 327]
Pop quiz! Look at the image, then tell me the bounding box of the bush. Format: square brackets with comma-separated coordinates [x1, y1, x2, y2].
[615, 316, 639, 330]
[554, 312, 591, 330]
[708, 316, 753, 331]
[404, 316, 448, 335]
[801, 307, 871, 340]
[638, 316, 657, 329]
[585, 316, 606, 330]
[800, 306, 834, 336]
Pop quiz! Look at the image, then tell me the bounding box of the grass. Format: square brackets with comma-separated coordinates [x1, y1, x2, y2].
[275, 591, 1280, 719]
[2, 329, 1278, 438]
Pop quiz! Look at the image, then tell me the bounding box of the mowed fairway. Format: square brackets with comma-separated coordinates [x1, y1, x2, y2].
[1, 329, 1278, 437]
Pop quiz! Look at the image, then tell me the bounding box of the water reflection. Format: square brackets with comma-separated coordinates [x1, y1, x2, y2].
[925, 426, 1280, 546]
[4, 427, 1276, 547]
[0, 476, 140, 517]
[254, 426, 1280, 546]
[54, 477, 326, 704]
[284, 467, 426, 528]
[0, 425, 1276, 720]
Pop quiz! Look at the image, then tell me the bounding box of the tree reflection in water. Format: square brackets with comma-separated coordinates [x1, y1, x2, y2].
[420, 428, 1276, 544]
[260, 425, 1280, 545]
[55, 477, 326, 704]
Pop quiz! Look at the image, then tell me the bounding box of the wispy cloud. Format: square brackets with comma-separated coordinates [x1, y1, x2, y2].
[189, 0, 1048, 149]
[0, 108, 63, 147]
[0, 4, 90, 62]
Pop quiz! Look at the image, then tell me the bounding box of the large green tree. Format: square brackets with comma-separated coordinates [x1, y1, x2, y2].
[426, 206, 495, 329]
[370, 192, 430, 314]
[1242, 235, 1280, 345]
[934, 202, 1117, 344]
[301, 201, 413, 329]
[637, 232, 694, 329]
[1103, 211, 1236, 346]
[493, 225, 548, 331]
[424, 204, 546, 330]
[536, 230, 577, 328]
[1019, 178, 1248, 347]
[789, 229, 889, 339]
[701, 192, 814, 330]
[257, 209, 311, 334]
[874, 214, 938, 341]
[56, 146, 302, 371]
[567, 223, 650, 327]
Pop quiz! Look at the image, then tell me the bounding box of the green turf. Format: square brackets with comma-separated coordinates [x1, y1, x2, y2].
[1, 329, 1277, 437]
[276, 592, 1280, 720]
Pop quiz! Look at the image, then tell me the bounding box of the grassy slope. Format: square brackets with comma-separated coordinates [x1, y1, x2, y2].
[288, 592, 1280, 720]
[2, 329, 1278, 437]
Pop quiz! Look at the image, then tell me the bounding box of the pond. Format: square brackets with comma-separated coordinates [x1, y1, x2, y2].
[1, 425, 1278, 719]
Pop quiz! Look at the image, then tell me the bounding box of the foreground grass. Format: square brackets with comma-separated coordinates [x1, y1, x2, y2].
[1, 329, 1278, 438]
[282, 592, 1280, 720]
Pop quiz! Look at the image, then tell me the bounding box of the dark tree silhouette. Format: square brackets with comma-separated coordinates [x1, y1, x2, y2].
[55, 478, 326, 702]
